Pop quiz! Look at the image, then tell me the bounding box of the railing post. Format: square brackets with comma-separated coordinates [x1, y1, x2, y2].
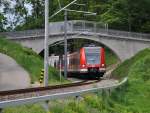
[41, 101, 50, 113]
[108, 89, 111, 96]
[83, 21, 85, 31]
[71, 21, 74, 32]
[59, 59, 62, 82]
[106, 23, 108, 34]
[94, 22, 96, 33]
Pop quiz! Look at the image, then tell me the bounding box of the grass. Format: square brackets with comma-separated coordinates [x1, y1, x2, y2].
[0, 37, 62, 83]
[4, 104, 46, 113]
[108, 48, 150, 113]
[105, 48, 119, 66]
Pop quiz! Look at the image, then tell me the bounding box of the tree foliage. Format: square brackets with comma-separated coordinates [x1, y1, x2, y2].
[1, 0, 150, 33]
[0, 0, 9, 31]
[100, 0, 150, 32]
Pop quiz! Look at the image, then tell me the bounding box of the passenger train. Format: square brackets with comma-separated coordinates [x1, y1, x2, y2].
[60, 45, 106, 78]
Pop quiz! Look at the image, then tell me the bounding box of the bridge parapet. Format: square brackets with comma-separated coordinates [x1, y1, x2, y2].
[0, 20, 150, 39]
[0, 29, 45, 39]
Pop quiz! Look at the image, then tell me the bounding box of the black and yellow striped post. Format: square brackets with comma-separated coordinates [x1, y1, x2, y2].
[39, 69, 44, 86]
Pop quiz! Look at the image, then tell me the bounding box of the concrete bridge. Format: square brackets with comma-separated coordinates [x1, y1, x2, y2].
[1, 20, 150, 61]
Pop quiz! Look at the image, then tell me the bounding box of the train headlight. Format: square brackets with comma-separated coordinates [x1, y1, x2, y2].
[82, 64, 85, 68]
[102, 64, 105, 67]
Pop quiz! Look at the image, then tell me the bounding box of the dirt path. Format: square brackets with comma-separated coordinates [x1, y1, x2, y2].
[0, 53, 30, 91]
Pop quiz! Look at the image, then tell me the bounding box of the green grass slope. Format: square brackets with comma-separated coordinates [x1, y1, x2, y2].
[105, 48, 119, 66]
[108, 48, 150, 112]
[0, 37, 60, 83]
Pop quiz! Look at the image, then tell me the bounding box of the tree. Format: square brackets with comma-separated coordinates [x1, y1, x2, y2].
[0, 0, 8, 32]
[2, 0, 150, 33]
[15, 0, 45, 30]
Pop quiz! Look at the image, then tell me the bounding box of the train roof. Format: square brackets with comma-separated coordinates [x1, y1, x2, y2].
[83, 46, 101, 49]
[83, 44, 102, 48]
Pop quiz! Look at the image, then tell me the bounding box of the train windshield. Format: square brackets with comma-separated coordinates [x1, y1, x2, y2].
[85, 47, 100, 65]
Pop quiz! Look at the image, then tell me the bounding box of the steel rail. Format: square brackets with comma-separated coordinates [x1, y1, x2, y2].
[0, 80, 99, 96]
[0, 77, 128, 108]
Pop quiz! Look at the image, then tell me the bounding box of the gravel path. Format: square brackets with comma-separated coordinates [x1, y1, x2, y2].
[0, 53, 30, 91]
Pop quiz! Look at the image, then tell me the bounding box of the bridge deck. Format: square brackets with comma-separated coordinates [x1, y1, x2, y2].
[0, 20, 150, 40]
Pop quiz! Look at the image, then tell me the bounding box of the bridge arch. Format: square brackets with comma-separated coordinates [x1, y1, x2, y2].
[47, 36, 121, 60]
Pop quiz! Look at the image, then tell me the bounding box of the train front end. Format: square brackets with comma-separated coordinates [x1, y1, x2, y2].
[80, 46, 106, 77]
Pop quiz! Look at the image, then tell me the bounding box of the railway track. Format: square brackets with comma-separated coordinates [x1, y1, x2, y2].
[0, 79, 101, 101]
[0, 66, 127, 109]
[0, 63, 119, 102]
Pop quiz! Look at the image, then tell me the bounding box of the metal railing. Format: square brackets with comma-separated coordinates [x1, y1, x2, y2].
[0, 20, 150, 39]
